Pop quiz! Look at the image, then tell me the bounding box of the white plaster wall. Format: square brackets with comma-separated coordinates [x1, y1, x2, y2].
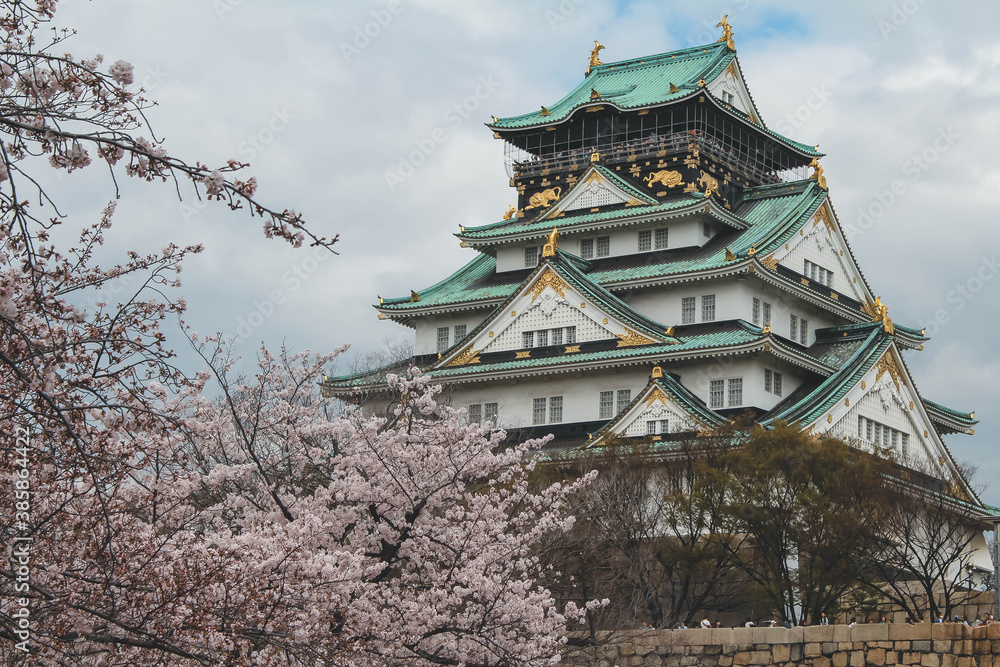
[670, 357, 805, 413]
[493, 218, 708, 273]
[780, 224, 860, 299]
[624, 278, 753, 328]
[414, 312, 490, 356]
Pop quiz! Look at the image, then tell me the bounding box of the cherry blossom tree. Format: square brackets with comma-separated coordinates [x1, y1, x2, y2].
[0, 2, 592, 664]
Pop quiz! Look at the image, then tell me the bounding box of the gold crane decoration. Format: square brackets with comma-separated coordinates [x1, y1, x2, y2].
[717, 15, 735, 50]
[588, 40, 605, 74]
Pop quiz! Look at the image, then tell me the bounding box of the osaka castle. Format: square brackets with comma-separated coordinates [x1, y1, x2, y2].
[324, 26, 994, 570]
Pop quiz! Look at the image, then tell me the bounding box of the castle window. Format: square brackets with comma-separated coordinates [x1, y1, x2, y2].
[437, 327, 449, 352]
[525, 245, 539, 267]
[765, 369, 783, 396]
[805, 260, 834, 287]
[702, 294, 716, 322]
[790, 314, 798, 340]
[752, 298, 761, 326]
[566, 326, 577, 344]
[468, 403, 482, 424]
[617, 389, 631, 414]
[596, 236, 610, 257]
[728, 378, 743, 407]
[638, 230, 651, 252]
[599, 391, 614, 419]
[647, 419, 669, 435]
[533, 398, 547, 425]
[655, 228, 669, 250]
[774, 372, 782, 397]
[522, 331, 534, 348]
[537, 329, 549, 347]
[552, 328, 563, 345]
[682, 297, 696, 325]
[580, 238, 594, 259]
[454, 324, 466, 342]
[710, 380, 725, 409]
[800, 319, 809, 346]
[763, 301, 772, 325]
[549, 396, 563, 423]
[484, 402, 498, 424]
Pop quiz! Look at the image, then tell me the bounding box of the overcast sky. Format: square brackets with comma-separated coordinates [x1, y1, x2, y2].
[48, 0, 1000, 504]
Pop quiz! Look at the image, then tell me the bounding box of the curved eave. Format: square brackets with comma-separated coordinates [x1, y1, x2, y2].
[457, 198, 749, 247]
[489, 84, 823, 160]
[923, 399, 978, 436]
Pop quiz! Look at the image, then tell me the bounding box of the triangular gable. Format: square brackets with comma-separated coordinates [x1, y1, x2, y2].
[807, 343, 977, 502]
[537, 166, 655, 221]
[708, 59, 764, 126]
[432, 255, 671, 370]
[767, 199, 874, 305]
[587, 367, 726, 448]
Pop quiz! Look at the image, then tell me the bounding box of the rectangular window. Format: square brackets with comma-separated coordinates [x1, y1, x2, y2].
[525, 245, 538, 267]
[596, 236, 610, 257]
[660, 419, 669, 434]
[484, 402, 498, 424]
[682, 297, 696, 324]
[866, 419, 873, 441]
[800, 319, 809, 346]
[752, 298, 761, 326]
[551, 328, 563, 346]
[566, 326, 577, 344]
[891, 430, 899, 448]
[873, 423, 881, 443]
[522, 331, 534, 348]
[763, 302, 771, 325]
[858, 416, 865, 438]
[883, 426, 890, 448]
[647, 420, 657, 435]
[774, 372, 782, 397]
[549, 396, 563, 423]
[638, 230, 651, 252]
[703, 221, 712, 238]
[647, 419, 669, 435]
[533, 398, 547, 425]
[728, 378, 743, 407]
[617, 389, 631, 414]
[764, 368, 772, 393]
[437, 327, 450, 352]
[537, 329, 549, 347]
[599, 391, 614, 419]
[702, 295, 716, 322]
[654, 228, 669, 250]
[454, 324, 466, 342]
[468, 403, 482, 424]
[901, 433, 909, 458]
[580, 238, 594, 259]
[790, 314, 798, 340]
[710, 380, 725, 409]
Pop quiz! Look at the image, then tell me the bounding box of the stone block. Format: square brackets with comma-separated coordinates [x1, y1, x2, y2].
[911, 640, 932, 653]
[832, 651, 848, 667]
[823, 642, 839, 655]
[805, 625, 837, 643]
[712, 628, 734, 645]
[718, 655, 734, 667]
[748, 650, 771, 665]
[891, 625, 931, 641]
[852, 624, 890, 642]
[813, 657, 832, 667]
[619, 642, 636, 656]
[764, 628, 790, 644]
[941, 654, 957, 667]
[932, 624, 968, 641]
[786, 627, 804, 643]
[919, 654, 940, 667]
[730, 628, 753, 645]
[772, 644, 790, 662]
[833, 626, 852, 643]
[933, 640, 953, 653]
[955, 658, 975, 667]
[850, 650, 865, 667]
[869, 648, 888, 666]
[636, 645, 656, 657]
[790, 643, 803, 661]
[805, 642, 822, 657]
[887, 650, 899, 665]
[733, 651, 748, 665]
[988, 624, 1000, 640]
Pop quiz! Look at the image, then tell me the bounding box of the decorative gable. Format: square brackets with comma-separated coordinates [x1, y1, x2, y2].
[586, 368, 725, 448]
[539, 166, 653, 221]
[434, 262, 667, 369]
[771, 202, 871, 303]
[812, 346, 963, 486]
[708, 61, 763, 125]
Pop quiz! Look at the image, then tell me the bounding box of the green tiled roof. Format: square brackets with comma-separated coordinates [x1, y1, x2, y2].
[488, 42, 822, 158]
[460, 193, 708, 241]
[383, 180, 827, 313]
[923, 399, 978, 426]
[430, 321, 762, 379]
[762, 327, 891, 427]
[491, 42, 735, 130]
